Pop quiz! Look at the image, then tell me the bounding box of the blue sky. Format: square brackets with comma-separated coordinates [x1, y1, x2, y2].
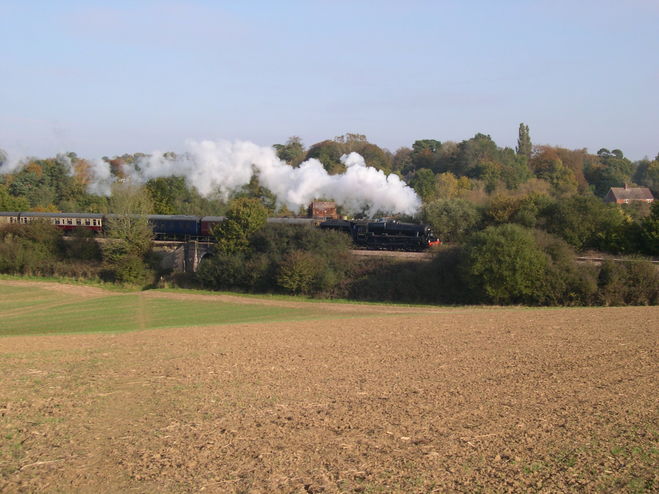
[1, 0, 658, 160]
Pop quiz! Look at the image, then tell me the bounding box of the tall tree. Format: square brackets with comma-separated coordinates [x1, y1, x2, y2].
[516, 123, 532, 160]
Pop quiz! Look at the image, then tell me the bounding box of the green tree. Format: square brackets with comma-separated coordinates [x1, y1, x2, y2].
[146, 176, 190, 215]
[276, 250, 321, 295]
[214, 198, 268, 254]
[411, 139, 443, 173]
[102, 183, 154, 284]
[633, 159, 659, 196]
[305, 134, 393, 175]
[274, 136, 306, 166]
[452, 134, 530, 192]
[105, 183, 154, 256]
[516, 123, 532, 160]
[232, 172, 277, 213]
[392, 147, 413, 174]
[638, 201, 659, 255]
[423, 199, 480, 242]
[462, 224, 548, 304]
[410, 168, 437, 202]
[585, 148, 634, 196]
[305, 140, 345, 174]
[541, 195, 625, 251]
[0, 184, 30, 211]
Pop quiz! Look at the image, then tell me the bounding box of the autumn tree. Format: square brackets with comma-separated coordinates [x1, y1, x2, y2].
[392, 147, 413, 174]
[410, 139, 443, 173]
[434, 172, 471, 199]
[529, 146, 578, 196]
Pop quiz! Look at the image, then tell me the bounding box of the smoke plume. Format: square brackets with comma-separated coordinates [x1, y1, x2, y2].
[4, 139, 422, 216]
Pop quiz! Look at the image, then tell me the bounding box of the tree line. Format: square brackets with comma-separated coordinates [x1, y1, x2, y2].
[0, 126, 657, 305]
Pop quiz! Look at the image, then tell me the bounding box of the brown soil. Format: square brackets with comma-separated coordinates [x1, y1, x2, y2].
[0, 285, 657, 493]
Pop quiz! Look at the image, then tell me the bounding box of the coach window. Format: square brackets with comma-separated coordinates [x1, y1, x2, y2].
[67, 219, 73, 225]
[85, 219, 90, 225]
[55, 219, 60, 225]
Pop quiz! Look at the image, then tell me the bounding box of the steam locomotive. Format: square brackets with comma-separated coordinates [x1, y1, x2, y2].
[0, 211, 440, 251]
[320, 219, 440, 251]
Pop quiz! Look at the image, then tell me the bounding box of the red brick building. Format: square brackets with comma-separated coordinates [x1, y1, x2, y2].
[308, 201, 338, 219]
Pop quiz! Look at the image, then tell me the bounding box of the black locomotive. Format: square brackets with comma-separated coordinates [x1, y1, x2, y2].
[320, 219, 440, 251]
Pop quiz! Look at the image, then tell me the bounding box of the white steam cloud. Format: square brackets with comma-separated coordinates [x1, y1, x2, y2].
[3, 139, 422, 216]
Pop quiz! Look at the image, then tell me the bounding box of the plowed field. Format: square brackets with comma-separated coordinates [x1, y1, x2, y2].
[0, 281, 657, 493]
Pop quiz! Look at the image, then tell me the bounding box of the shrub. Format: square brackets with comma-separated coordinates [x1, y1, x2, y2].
[100, 239, 150, 285]
[276, 250, 321, 295]
[0, 222, 61, 275]
[461, 224, 548, 304]
[63, 228, 102, 261]
[196, 252, 249, 291]
[598, 260, 659, 306]
[533, 231, 598, 305]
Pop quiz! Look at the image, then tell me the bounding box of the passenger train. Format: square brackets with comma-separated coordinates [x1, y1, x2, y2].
[0, 211, 440, 251]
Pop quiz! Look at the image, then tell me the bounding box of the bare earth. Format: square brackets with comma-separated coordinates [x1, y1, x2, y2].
[0, 283, 657, 493]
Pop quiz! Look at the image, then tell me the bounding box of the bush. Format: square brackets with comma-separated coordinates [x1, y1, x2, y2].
[198, 224, 354, 297]
[533, 231, 598, 305]
[598, 260, 659, 306]
[0, 222, 62, 275]
[196, 252, 248, 291]
[100, 239, 150, 285]
[461, 224, 547, 304]
[276, 250, 321, 295]
[63, 228, 102, 261]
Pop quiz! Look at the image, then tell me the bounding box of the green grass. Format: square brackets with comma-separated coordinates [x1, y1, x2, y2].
[0, 284, 349, 337]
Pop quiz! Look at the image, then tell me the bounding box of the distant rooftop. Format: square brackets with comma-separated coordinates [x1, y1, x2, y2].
[605, 185, 654, 203]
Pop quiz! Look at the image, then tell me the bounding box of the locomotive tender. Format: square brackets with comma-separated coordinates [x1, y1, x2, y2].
[0, 211, 440, 251]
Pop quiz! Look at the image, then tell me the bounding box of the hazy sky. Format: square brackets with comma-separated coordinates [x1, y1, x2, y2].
[2, 0, 658, 161]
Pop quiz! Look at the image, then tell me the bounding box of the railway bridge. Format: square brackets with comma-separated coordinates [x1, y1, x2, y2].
[151, 240, 436, 273]
[153, 240, 214, 273]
